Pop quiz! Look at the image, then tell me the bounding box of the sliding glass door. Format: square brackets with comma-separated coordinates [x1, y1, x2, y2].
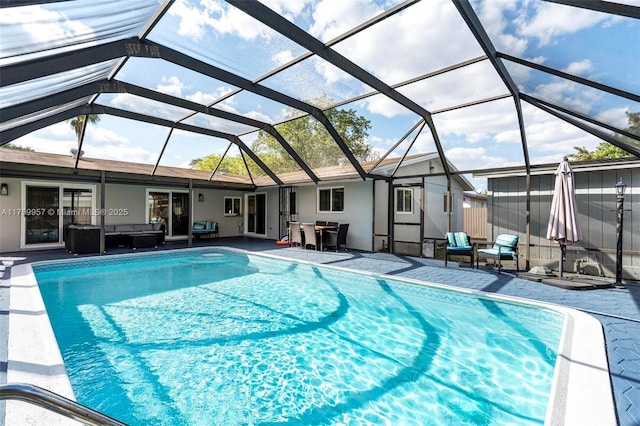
[22, 183, 95, 247]
[24, 186, 59, 245]
[246, 193, 266, 236]
[147, 190, 189, 238]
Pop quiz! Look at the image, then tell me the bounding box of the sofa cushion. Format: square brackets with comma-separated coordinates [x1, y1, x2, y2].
[193, 222, 206, 230]
[135, 224, 153, 232]
[114, 224, 135, 232]
[104, 225, 115, 233]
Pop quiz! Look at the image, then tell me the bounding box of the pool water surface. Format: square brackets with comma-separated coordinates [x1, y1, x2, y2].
[34, 248, 564, 425]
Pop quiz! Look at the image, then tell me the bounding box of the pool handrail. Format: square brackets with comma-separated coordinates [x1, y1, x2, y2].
[0, 382, 128, 426]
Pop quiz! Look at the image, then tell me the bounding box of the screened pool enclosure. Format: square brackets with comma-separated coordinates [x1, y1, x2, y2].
[1, 0, 638, 190]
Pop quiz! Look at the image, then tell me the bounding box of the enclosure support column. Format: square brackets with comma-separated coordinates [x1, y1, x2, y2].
[525, 173, 531, 271]
[100, 171, 105, 256]
[615, 178, 626, 285]
[188, 179, 193, 248]
[387, 178, 394, 254]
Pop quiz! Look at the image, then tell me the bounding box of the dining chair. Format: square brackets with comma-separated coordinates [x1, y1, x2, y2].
[325, 223, 349, 251]
[301, 223, 318, 250]
[288, 222, 302, 247]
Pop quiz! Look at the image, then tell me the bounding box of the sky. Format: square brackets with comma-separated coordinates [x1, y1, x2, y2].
[4, 0, 639, 192]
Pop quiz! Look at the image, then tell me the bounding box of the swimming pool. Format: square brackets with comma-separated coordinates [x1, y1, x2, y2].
[30, 248, 571, 425]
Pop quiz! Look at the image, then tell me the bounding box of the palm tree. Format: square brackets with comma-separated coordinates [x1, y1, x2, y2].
[68, 114, 101, 141]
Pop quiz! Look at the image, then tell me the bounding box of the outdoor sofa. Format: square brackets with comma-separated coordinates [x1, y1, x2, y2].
[104, 223, 165, 248]
[191, 221, 219, 239]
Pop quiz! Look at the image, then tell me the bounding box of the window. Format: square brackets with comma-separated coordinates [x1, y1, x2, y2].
[396, 188, 413, 214]
[318, 187, 344, 212]
[224, 196, 241, 216]
[444, 193, 454, 213]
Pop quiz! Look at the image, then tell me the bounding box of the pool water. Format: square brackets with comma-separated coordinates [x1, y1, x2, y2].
[34, 249, 564, 425]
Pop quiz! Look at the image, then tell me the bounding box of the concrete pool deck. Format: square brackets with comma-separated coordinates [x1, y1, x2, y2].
[1, 238, 639, 425]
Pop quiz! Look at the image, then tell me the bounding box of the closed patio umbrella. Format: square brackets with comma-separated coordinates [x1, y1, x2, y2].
[546, 156, 582, 278]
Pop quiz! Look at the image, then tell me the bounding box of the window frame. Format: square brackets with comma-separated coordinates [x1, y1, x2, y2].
[443, 192, 454, 214]
[224, 196, 241, 216]
[396, 188, 413, 214]
[317, 186, 344, 213]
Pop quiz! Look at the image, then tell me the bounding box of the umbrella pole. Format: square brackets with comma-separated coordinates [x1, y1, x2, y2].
[559, 244, 566, 279]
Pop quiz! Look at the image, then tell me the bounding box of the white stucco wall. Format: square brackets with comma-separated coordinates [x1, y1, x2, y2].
[293, 180, 374, 251]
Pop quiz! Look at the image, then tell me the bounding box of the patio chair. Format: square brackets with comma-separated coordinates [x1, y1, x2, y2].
[301, 223, 318, 250]
[476, 234, 520, 273]
[444, 232, 475, 268]
[288, 222, 302, 247]
[325, 223, 349, 252]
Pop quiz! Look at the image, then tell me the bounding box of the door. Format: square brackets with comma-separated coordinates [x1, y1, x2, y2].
[279, 187, 298, 238]
[246, 193, 267, 236]
[23, 184, 95, 247]
[148, 190, 189, 238]
[24, 186, 60, 245]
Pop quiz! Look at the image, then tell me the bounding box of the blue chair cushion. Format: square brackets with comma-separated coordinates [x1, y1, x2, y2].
[493, 234, 519, 249]
[446, 232, 470, 248]
[478, 234, 519, 258]
[193, 222, 205, 230]
[448, 246, 473, 252]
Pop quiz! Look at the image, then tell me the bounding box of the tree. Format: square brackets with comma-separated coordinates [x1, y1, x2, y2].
[2, 143, 34, 151]
[192, 96, 374, 175]
[189, 154, 259, 175]
[568, 111, 638, 161]
[68, 115, 101, 142]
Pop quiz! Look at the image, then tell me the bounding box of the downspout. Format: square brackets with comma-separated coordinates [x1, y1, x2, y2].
[446, 179, 452, 232]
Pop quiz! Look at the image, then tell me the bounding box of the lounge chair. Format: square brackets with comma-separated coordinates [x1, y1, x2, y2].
[444, 232, 475, 268]
[325, 223, 349, 251]
[288, 222, 302, 247]
[476, 234, 519, 273]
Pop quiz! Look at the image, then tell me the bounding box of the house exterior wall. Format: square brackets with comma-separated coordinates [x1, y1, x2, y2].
[487, 166, 639, 281]
[293, 180, 374, 251]
[0, 177, 27, 252]
[0, 178, 250, 252]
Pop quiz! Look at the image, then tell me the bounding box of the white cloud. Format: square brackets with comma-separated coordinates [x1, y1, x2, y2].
[157, 76, 185, 97]
[1, 5, 97, 64]
[517, 2, 620, 47]
[474, 0, 528, 56]
[309, 0, 382, 42]
[331, 0, 483, 85]
[595, 107, 630, 129]
[563, 59, 593, 77]
[170, 0, 274, 41]
[446, 146, 520, 174]
[272, 50, 296, 66]
[10, 122, 158, 164]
